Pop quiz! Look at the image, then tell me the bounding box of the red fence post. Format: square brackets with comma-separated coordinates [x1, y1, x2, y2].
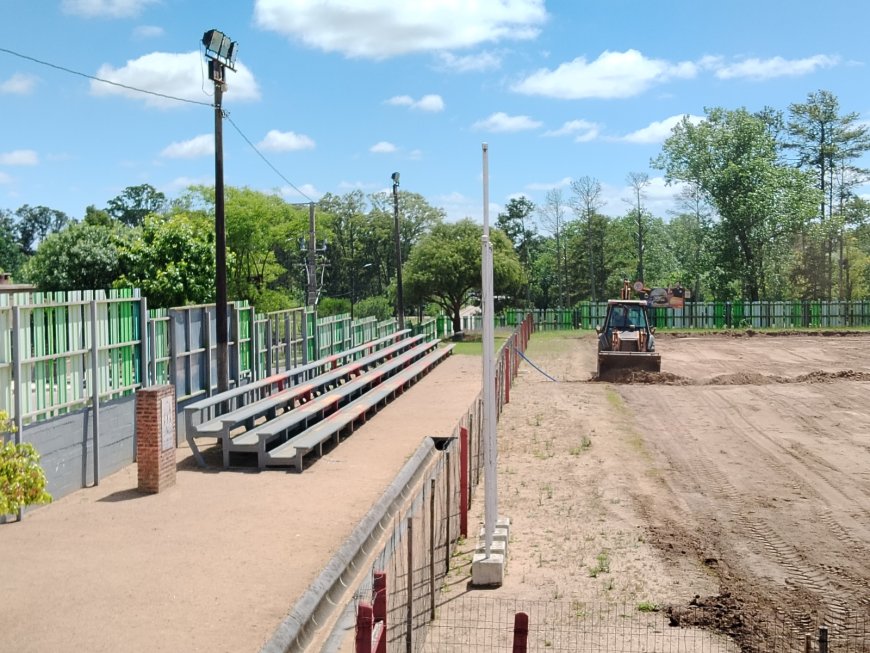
[373, 571, 387, 653]
[356, 602, 374, 653]
[512, 611, 529, 653]
[504, 347, 510, 404]
[459, 426, 469, 537]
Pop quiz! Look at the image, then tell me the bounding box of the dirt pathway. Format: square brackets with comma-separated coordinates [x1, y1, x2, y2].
[0, 353, 481, 653]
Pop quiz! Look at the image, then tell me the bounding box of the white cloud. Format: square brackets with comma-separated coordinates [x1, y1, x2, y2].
[161, 135, 214, 159]
[1, 73, 38, 95]
[436, 191, 481, 222]
[386, 94, 445, 112]
[133, 25, 164, 39]
[472, 112, 542, 133]
[258, 130, 316, 152]
[90, 51, 260, 108]
[525, 177, 572, 192]
[0, 150, 39, 166]
[62, 0, 158, 18]
[166, 176, 210, 192]
[254, 0, 546, 59]
[0, 172, 11, 184]
[715, 54, 839, 80]
[620, 114, 704, 144]
[408, 149, 423, 160]
[435, 51, 502, 73]
[512, 49, 697, 99]
[543, 119, 600, 142]
[280, 183, 320, 201]
[370, 141, 397, 153]
[600, 176, 687, 217]
[338, 180, 378, 191]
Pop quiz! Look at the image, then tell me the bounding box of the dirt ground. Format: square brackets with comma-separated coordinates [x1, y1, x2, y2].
[0, 353, 482, 653]
[436, 331, 870, 651]
[4, 332, 870, 652]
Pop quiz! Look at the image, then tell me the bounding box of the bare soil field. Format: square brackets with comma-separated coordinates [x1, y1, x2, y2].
[438, 331, 870, 651]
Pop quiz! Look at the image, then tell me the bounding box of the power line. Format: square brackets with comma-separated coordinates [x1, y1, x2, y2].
[224, 114, 314, 203]
[1, 45, 315, 203]
[0, 46, 213, 108]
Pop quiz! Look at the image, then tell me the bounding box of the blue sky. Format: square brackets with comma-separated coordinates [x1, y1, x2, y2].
[2, 0, 869, 224]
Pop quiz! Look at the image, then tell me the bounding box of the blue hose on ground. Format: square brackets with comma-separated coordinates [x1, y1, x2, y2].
[516, 349, 558, 382]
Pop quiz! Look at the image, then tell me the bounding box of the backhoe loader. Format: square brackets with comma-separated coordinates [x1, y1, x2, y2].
[596, 283, 661, 380]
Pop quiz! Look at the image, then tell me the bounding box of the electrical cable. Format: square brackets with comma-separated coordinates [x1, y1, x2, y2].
[515, 349, 558, 382]
[1, 45, 315, 204]
[224, 114, 314, 203]
[0, 46, 213, 108]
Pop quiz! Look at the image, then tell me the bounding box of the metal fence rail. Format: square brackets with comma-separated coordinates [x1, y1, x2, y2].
[472, 301, 870, 332]
[348, 317, 533, 653]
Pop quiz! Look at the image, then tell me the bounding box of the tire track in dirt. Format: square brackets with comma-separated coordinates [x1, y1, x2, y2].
[618, 382, 867, 637]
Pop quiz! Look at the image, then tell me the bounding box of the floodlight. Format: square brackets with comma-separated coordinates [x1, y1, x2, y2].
[391, 172, 400, 185]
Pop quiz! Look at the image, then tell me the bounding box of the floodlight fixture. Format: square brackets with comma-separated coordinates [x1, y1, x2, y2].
[391, 171, 400, 185]
[202, 29, 238, 71]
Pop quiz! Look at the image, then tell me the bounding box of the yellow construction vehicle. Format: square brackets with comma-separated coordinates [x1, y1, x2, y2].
[595, 281, 661, 380]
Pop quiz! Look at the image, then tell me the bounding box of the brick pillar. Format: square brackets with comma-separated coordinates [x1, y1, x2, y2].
[136, 385, 177, 493]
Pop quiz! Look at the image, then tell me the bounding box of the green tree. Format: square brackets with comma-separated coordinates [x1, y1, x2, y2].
[569, 178, 606, 302]
[20, 222, 123, 290]
[106, 184, 167, 227]
[14, 204, 70, 255]
[540, 188, 570, 306]
[403, 219, 524, 332]
[654, 107, 820, 301]
[116, 212, 215, 308]
[786, 90, 870, 298]
[0, 210, 25, 276]
[496, 196, 537, 306]
[625, 172, 651, 282]
[666, 184, 714, 301]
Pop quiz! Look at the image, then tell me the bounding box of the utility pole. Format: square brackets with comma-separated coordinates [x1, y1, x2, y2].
[392, 172, 405, 329]
[202, 29, 238, 395]
[307, 202, 317, 306]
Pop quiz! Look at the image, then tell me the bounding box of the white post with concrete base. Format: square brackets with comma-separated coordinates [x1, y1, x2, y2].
[472, 142, 509, 587]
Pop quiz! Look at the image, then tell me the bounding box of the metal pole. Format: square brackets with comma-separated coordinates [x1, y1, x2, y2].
[392, 176, 405, 330]
[307, 202, 317, 306]
[445, 450, 452, 573]
[429, 478, 436, 620]
[481, 143, 498, 556]
[406, 517, 413, 653]
[89, 300, 101, 486]
[214, 71, 229, 396]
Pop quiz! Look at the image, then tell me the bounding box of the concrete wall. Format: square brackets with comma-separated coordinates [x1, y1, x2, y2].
[22, 395, 136, 501]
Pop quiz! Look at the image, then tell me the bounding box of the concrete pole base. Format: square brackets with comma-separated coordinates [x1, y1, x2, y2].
[471, 516, 511, 587]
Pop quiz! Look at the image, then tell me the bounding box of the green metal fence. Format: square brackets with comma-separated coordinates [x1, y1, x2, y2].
[485, 301, 870, 332]
[1, 290, 411, 425]
[0, 289, 147, 428]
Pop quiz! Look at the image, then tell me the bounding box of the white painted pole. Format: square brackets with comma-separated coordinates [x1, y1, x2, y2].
[481, 143, 497, 556]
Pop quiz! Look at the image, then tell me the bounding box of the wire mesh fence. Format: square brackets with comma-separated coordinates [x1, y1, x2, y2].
[423, 598, 738, 653]
[420, 596, 870, 653]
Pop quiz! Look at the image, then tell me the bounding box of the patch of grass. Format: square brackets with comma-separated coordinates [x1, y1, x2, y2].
[604, 387, 625, 411]
[637, 601, 660, 613]
[588, 550, 611, 577]
[569, 435, 592, 455]
[449, 334, 508, 356]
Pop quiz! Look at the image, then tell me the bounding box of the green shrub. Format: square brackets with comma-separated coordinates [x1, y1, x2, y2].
[0, 412, 52, 515]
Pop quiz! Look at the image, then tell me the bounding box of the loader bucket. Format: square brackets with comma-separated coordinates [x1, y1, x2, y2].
[597, 351, 662, 381]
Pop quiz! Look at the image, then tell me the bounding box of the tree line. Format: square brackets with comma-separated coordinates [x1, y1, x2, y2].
[1, 90, 868, 328]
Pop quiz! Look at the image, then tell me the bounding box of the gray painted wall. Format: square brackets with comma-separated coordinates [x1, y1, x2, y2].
[22, 395, 137, 501]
